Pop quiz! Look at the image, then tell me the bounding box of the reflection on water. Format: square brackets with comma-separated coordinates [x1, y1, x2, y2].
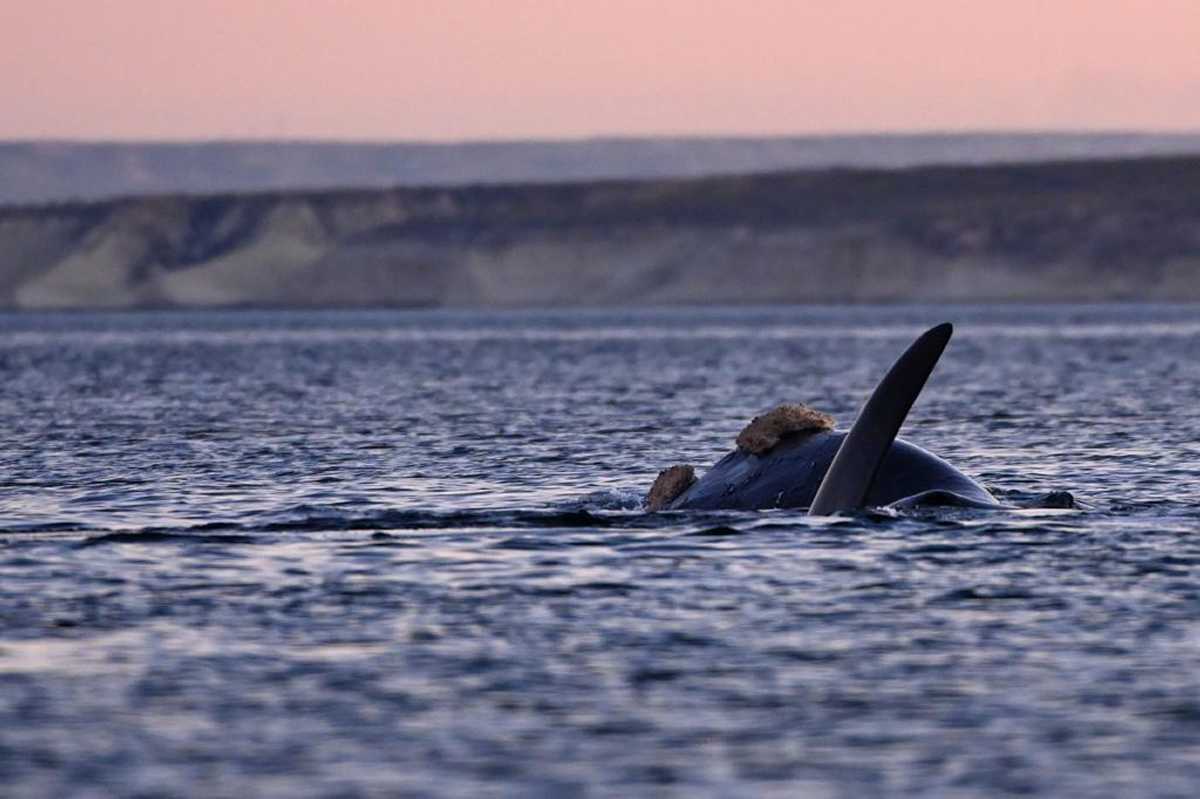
[2, 304, 1200, 796]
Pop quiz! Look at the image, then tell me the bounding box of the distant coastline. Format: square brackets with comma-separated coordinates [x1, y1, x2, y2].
[1, 156, 1198, 310]
[5, 132, 1200, 207]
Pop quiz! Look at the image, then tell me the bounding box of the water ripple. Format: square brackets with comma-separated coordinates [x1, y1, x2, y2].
[3, 305, 1200, 796]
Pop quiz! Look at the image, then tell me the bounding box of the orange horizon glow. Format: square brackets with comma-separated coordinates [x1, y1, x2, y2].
[2, 0, 1198, 141]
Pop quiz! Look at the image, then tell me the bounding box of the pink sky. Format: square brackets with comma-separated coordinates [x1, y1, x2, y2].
[2, 0, 1198, 140]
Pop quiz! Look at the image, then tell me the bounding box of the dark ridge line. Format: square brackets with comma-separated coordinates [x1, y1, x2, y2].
[4, 153, 1200, 215]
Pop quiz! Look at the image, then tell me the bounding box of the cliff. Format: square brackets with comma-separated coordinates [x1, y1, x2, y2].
[2, 157, 1198, 309]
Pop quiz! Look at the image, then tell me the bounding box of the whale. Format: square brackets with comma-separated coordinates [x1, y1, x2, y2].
[647, 323, 1002, 514]
[660, 429, 998, 511]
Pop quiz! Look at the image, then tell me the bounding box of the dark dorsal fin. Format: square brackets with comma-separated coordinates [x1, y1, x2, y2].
[808, 323, 953, 516]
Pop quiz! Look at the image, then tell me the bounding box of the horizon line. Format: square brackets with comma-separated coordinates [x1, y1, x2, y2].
[5, 128, 1200, 147]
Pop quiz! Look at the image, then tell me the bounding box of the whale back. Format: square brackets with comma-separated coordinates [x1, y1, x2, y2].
[667, 430, 996, 511]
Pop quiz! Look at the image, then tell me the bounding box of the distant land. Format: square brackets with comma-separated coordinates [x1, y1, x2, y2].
[1, 157, 1198, 310]
[4, 133, 1200, 206]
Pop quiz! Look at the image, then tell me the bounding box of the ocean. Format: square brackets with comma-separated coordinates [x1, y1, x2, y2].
[2, 304, 1200, 797]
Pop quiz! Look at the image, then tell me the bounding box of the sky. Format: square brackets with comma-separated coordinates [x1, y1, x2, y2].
[2, 0, 1198, 141]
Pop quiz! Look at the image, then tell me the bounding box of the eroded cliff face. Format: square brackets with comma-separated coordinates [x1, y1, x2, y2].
[2, 158, 1198, 309]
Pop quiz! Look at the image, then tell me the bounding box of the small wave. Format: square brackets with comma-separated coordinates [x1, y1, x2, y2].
[682, 525, 744, 537]
[75, 531, 257, 548]
[562, 488, 648, 511]
[17, 504, 677, 544]
[253, 506, 651, 532]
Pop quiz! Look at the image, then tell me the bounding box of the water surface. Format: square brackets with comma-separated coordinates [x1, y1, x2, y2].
[2, 305, 1200, 797]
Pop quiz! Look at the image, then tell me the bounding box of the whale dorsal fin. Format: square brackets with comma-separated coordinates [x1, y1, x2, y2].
[808, 323, 953, 516]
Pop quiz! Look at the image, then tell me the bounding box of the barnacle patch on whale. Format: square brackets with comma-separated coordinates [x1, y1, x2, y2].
[735, 404, 835, 455]
[645, 464, 696, 511]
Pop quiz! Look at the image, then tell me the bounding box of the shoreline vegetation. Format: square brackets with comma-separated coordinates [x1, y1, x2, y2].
[2, 156, 1198, 310]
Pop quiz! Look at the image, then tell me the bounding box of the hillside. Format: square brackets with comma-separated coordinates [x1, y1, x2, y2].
[5, 133, 1200, 206]
[2, 157, 1198, 309]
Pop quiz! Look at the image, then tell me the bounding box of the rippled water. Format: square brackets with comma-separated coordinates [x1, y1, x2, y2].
[3, 305, 1200, 797]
